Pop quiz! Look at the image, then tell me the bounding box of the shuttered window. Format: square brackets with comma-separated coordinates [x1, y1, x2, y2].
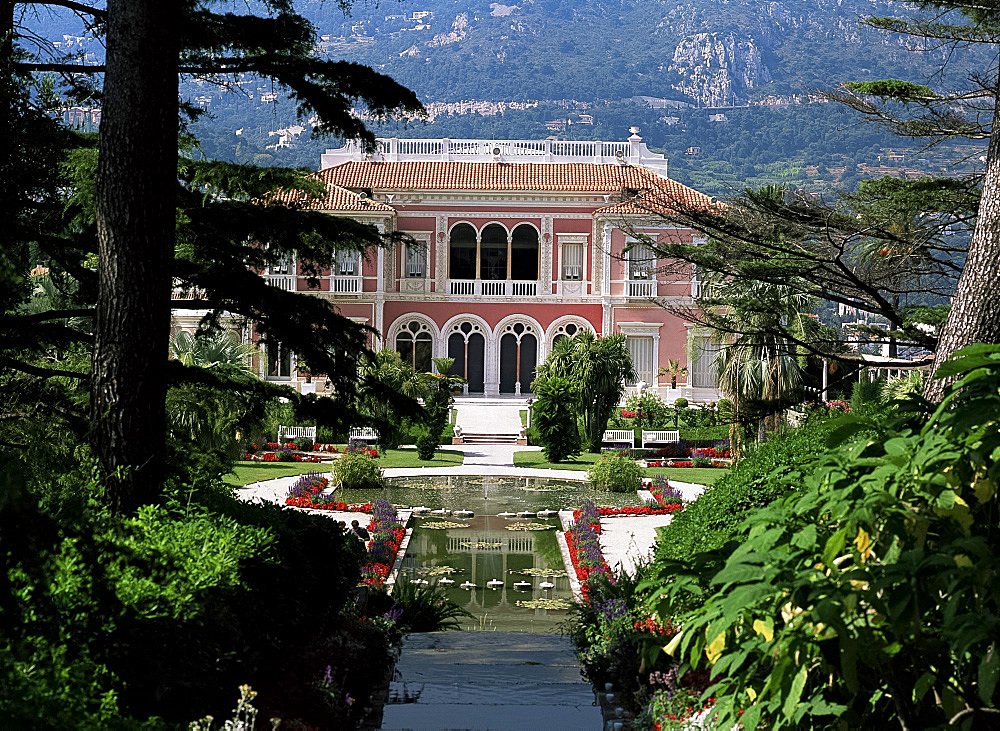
[335, 249, 358, 275]
[691, 338, 720, 388]
[405, 243, 426, 278]
[562, 242, 583, 280]
[626, 336, 654, 386]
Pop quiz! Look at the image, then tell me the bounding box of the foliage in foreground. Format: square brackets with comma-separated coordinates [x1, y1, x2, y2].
[653, 411, 839, 569]
[0, 462, 399, 728]
[641, 345, 1000, 729]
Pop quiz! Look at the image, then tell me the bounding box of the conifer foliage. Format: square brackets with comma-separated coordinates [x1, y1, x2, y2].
[4, 1, 423, 511]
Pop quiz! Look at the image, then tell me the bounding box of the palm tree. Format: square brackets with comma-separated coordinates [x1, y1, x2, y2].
[535, 331, 636, 452]
[708, 279, 810, 452]
[658, 359, 688, 389]
[168, 330, 258, 370]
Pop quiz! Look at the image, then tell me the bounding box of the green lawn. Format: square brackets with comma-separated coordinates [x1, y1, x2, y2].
[643, 466, 727, 486]
[224, 462, 332, 486]
[512, 451, 603, 471]
[512, 450, 728, 486]
[377, 447, 465, 468]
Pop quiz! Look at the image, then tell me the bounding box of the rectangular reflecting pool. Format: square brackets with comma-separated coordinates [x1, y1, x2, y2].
[338, 475, 645, 633]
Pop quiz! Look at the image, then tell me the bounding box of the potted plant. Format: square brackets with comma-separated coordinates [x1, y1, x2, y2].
[658, 359, 688, 389]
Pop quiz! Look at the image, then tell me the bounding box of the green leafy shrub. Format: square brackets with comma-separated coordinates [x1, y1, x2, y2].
[386, 580, 472, 632]
[655, 413, 837, 565]
[642, 345, 1000, 730]
[333, 451, 384, 489]
[532, 376, 581, 462]
[588, 453, 642, 493]
[415, 429, 438, 461]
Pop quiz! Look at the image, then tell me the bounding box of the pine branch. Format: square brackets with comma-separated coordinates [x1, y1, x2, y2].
[0, 357, 87, 380]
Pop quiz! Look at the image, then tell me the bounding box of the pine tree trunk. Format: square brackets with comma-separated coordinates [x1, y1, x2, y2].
[91, 2, 178, 514]
[924, 78, 1000, 401]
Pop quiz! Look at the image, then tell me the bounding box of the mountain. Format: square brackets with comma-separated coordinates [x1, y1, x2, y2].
[295, 0, 980, 108]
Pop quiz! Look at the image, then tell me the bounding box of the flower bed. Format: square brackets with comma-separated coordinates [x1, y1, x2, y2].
[283, 473, 371, 511]
[344, 439, 378, 458]
[644, 458, 728, 468]
[647, 478, 684, 510]
[564, 500, 613, 603]
[571, 504, 683, 531]
[360, 499, 406, 588]
[246, 451, 324, 463]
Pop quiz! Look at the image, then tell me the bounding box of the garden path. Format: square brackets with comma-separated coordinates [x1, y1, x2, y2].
[379, 631, 602, 730]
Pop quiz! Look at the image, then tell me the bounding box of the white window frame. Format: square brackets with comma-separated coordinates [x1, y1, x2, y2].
[617, 322, 662, 388]
[405, 241, 427, 278]
[335, 248, 359, 276]
[626, 239, 655, 280]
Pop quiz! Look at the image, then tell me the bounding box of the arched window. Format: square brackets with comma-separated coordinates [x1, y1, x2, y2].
[479, 224, 508, 281]
[498, 321, 538, 395]
[395, 320, 433, 372]
[446, 321, 486, 393]
[449, 223, 476, 280]
[552, 321, 582, 346]
[510, 225, 538, 280]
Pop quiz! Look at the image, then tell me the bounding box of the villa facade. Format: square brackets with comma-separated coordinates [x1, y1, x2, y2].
[181, 131, 723, 401]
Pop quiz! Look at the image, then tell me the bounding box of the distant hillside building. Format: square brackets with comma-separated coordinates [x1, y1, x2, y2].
[175, 132, 723, 401]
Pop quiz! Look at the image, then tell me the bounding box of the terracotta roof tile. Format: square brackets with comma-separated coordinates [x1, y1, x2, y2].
[595, 184, 720, 216]
[316, 160, 696, 195]
[271, 183, 395, 213]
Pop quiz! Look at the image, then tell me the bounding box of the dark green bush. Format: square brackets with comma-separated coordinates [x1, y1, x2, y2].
[532, 377, 581, 462]
[386, 580, 472, 632]
[655, 413, 840, 564]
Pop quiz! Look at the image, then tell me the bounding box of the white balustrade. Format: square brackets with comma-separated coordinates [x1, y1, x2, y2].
[481, 280, 507, 296]
[628, 280, 657, 298]
[266, 275, 296, 291]
[511, 281, 537, 297]
[331, 276, 361, 294]
[449, 279, 475, 296]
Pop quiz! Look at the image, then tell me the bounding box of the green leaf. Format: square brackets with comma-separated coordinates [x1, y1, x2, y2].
[979, 644, 999, 704]
[841, 636, 858, 694]
[783, 664, 808, 721]
[913, 672, 936, 703]
[823, 526, 848, 568]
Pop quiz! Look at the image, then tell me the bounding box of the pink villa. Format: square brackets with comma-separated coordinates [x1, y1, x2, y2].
[176, 130, 723, 402]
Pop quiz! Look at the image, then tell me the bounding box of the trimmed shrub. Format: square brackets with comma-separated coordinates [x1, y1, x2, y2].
[588, 453, 643, 493]
[532, 377, 581, 462]
[415, 430, 437, 461]
[333, 451, 384, 489]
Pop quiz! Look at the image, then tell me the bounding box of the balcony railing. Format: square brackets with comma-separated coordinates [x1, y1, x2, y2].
[266, 275, 296, 291]
[627, 280, 657, 298]
[331, 276, 361, 294]
[447, 279, 539, 297]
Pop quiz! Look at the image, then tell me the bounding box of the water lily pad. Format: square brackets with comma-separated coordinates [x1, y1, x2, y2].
[423, 520, 470, 530]
[459, 541, 504, 549]
[421, 565, 457, 576]
[505, 522, 557, 532]
[515, 598, 571, 610]
[518, 568, 568, 577]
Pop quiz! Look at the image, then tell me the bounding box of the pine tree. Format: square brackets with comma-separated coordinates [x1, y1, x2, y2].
[5, 1, 423, 511]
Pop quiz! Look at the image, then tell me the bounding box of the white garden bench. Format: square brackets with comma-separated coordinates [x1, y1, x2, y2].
[349, 426, 380, 443]
[641, 430, 681, 448]
[278, 425, 316, 445]
[602, 429, 635, 447]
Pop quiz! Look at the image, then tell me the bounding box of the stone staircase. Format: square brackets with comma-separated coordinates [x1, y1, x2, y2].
[379, 631, 601, 730]
[459, 432, 521, 445]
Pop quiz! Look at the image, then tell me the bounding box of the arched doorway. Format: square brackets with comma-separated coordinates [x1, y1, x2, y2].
[479, 223, 508, 281]
[448, 223, 477, 280]
[395, 320, 433, 373]
[447, 321, 486, 394]
[498, 322, 537, 395]
[510, 224, 539, 281]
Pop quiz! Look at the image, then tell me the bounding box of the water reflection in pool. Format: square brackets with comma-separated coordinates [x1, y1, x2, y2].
[338, 475, 644, 633]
